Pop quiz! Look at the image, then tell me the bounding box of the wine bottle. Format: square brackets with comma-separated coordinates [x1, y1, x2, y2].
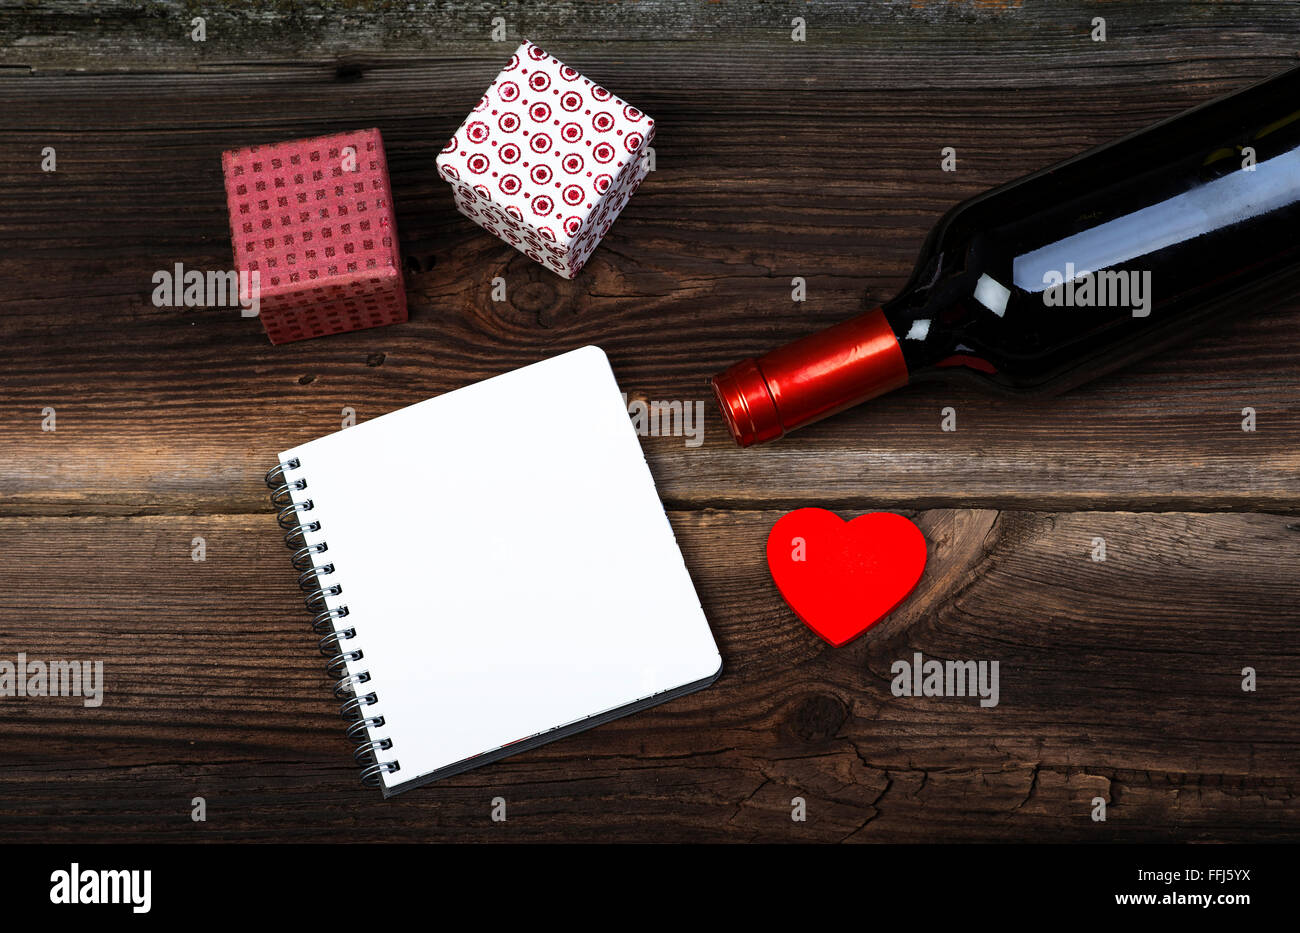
[711, 66, 1300, 446]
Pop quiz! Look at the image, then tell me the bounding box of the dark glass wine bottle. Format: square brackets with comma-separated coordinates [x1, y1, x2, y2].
[712, 66, 1300, 446]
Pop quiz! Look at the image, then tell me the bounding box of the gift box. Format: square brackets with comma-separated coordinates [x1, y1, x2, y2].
[221, 128, 407, 344]
[436, 41, 654, 279]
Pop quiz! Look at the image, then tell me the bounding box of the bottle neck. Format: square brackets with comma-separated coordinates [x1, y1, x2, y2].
[880, 283, 1004, 385]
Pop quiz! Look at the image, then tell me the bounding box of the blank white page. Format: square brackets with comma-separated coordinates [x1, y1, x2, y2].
[278, 346, 721, 794]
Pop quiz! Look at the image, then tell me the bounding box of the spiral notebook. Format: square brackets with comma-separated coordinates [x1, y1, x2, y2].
[266, 346, 722, 796]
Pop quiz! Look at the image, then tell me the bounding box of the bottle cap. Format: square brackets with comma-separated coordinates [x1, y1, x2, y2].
[710, 308, 909, 447]
[711, 359, 784, 447]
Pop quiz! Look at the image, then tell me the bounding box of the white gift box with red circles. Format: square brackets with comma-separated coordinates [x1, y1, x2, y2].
[436, 41, 654, 279]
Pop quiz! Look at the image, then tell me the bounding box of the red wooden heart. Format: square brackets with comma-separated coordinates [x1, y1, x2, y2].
[766, 509, 928, 646]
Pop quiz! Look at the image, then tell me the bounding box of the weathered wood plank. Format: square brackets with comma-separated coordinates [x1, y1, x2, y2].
[1, 0, 1298, 87]
[1, 71, 1297, 515]
[0, 510, 1294, 841]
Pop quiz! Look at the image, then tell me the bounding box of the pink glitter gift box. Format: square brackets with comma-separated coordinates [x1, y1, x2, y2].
[221, 128, 406, 344]
[436, 41, 655, 279]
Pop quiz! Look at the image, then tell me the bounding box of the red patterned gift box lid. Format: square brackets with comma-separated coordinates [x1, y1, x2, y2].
[221, 128, 402, 300]
[436, 41, 654, 253]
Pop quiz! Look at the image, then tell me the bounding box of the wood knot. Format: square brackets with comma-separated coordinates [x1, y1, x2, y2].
[509, 278, 562, 325]
[789, 694, 846, 742]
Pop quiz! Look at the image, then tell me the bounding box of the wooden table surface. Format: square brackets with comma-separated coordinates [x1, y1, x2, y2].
[1, 0, 1298, 843]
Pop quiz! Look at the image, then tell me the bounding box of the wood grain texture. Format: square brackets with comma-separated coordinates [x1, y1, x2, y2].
[2, 0, 1298, 85]
[1, 509, 1296, 842]
[0, 0, 1297, 842]
[2, 74, 1299, 514]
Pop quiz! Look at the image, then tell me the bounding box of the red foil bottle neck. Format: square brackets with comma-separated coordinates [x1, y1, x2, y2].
[711, 307, 910, 446]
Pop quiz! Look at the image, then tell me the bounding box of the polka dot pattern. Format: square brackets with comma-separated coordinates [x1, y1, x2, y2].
[222, 128, 407, 344]
[436, 41, 654, 279]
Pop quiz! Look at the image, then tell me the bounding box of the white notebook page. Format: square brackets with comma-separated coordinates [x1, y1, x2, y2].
[278, 346, 721, 793]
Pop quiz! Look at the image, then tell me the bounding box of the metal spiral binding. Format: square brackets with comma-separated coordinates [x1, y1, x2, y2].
[266, 457, 400, 788]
